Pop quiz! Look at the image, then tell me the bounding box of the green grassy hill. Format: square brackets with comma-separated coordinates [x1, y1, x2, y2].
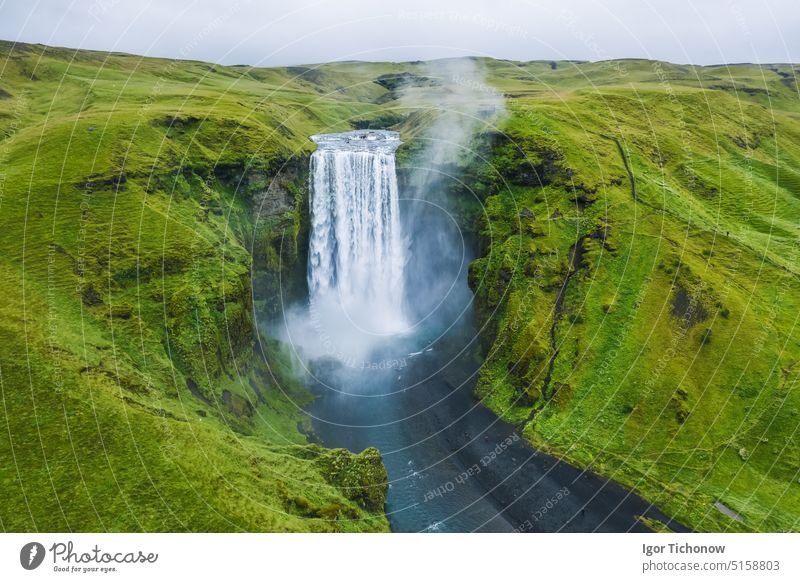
[0, 41, 798, 532]
[0, 41, 392, 532]
[469, 59, 800, 532]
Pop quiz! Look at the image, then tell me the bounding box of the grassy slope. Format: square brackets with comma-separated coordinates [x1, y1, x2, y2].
[0, 42, 394, 532]
[469, 59, 800, 532]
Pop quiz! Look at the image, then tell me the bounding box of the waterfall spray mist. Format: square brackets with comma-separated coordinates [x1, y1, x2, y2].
[397, 59, 506, 330]
[280, 60, 504, 370]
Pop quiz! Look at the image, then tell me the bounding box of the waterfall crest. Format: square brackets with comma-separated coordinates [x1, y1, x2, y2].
[308, 130, 408, 336]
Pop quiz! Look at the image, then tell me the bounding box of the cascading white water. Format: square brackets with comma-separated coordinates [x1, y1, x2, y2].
[307, 130, 408, 336]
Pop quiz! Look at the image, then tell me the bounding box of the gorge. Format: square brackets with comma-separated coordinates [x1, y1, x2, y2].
[291, 129, 686, 532]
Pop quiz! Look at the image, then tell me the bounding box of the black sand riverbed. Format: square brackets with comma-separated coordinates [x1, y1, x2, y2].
[306, 333, 688, 533]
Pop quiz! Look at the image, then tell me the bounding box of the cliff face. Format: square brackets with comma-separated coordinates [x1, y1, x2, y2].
[232, 156, 312, 318]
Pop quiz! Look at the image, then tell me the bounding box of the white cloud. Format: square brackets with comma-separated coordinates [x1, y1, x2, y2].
[0, 0, 797, 65]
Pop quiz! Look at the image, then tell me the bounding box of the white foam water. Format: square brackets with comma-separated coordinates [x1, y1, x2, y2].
[307, 130, 408, 336]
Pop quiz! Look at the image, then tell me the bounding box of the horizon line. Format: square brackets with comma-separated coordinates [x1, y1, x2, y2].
[1, 38, 797, 70]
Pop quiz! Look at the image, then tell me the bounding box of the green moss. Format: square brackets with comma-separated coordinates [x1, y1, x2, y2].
[469, 70, 800, 532]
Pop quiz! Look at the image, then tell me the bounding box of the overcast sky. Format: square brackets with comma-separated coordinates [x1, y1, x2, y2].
[0, 0, 797, 66]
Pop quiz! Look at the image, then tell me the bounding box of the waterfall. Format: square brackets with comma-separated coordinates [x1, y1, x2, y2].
[307, 130, 408, 336]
